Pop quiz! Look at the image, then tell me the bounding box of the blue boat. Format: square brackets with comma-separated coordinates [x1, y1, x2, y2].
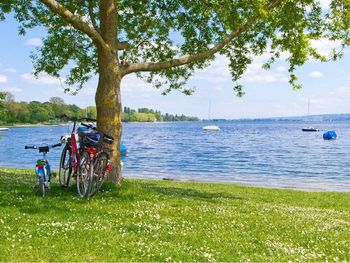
[323, 131, 337, 140]
[120, 143, 127, 155]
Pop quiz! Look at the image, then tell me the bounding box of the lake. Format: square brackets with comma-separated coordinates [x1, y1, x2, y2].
[0, 121, 349, 192]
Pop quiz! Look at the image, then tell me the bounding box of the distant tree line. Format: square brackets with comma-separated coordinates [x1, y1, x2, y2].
[0, 92, 96, 124]
[0, 92, 199, 124]
[122, 107, 199, 122]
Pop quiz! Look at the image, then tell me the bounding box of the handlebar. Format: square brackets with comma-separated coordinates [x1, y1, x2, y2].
[80, 123, 114, 143]
[60, 115, 114, 144]
[25, 143, 62, 150]
[81, 122, 97, 131]
[25, 145, 37, 150]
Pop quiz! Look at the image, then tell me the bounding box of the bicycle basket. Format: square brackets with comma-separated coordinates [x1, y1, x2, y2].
[81, 132, 100, 147]
[77, 126, 90, 137]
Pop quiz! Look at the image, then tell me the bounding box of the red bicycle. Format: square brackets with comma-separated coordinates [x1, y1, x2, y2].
[78, 122, 113, 198]
[58, 116, 113, 198]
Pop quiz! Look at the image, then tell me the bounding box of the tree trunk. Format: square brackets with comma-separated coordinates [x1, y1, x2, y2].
[95, 48, 122, 184]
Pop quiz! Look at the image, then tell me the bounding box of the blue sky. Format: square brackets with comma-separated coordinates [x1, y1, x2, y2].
[1, 7, 350, 119]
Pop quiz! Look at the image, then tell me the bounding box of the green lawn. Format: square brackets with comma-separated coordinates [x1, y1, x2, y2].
[0, 168, 349, 262]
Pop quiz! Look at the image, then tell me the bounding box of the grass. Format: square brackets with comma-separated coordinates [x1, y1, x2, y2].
[0, 168, 349, 262]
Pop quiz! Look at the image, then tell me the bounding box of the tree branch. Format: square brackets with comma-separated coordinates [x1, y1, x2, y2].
[121, 0, 284, 75]
[39, 0, 108, 52]
[116, 41, 131, 50]
[87, 0, 99, 32]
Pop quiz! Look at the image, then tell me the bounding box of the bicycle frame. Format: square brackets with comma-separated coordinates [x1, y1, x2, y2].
[36, 152, 50, 183]
[70, 120, 80, 175]
[25, 143, 61, 196]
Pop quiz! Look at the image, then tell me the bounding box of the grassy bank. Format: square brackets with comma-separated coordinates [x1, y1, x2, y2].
[0, 168, 349, 262]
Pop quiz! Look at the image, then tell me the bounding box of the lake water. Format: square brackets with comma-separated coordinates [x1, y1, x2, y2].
[0, 121, 349, 192]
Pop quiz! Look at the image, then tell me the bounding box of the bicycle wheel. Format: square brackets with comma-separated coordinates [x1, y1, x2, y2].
[59, 143, 72, 188]
[89, 152, 109, 198]
[86, 158, 94, 199]
[77, 150, 90, 198]
[38, 170, 45, 197]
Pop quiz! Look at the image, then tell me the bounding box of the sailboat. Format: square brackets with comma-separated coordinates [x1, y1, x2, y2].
[302, 98, 319, 132]
[202, 102, 220, 131]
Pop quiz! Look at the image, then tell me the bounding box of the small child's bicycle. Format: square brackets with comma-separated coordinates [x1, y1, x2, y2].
[25, 142, 62, 197]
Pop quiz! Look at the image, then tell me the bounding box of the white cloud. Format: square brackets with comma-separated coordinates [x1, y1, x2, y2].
[336, 86, 350, 97]
[213, 86, 223, 92]
[21, 73, 61, 85]
[309, 71, 323, 78]
[0, 74, 7, 83]
[195, 56, 231, 84]
[242, 62, 289, 83]
[276, 66, 287, 73]
[25, 38, 43, 47]
[82, 88, 95, 95]
[122, 75, 156, 94]
[1, 86, 23, 93]
[3, 68, 16, 73]
[194, 54, 291, 85]
[310, 39, 342, 57]
[318, 0, 331, 10]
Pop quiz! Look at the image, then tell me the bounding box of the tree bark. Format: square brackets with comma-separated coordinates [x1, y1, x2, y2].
[95, 0, 122, 184]
[95, 47, 122, 184]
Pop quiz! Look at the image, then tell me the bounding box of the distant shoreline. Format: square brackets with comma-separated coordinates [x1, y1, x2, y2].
[0, 120, 201, 128]
[0, 123, 67, 128]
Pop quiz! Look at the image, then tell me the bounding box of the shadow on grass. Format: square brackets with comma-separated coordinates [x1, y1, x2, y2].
[129, 181, 244, 202]
[0, 168, 244, 214]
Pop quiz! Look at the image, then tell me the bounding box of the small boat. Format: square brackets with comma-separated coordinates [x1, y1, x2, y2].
[302, 127, 319, 132]
[0, 127, 9, 131]
[323, 130, 337, 140]
[203, 125, 220, 131]
[302, 98, 318, 132]
[202, 102, 220, 131]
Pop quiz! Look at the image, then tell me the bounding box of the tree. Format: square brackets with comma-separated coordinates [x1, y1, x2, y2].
[0, 91, 6, 121]
[85, 106, 97, 119]
[28, 101, 51, 122]
[1, 0, 349, 183]
[49, 96, 70, 117]
[0, 92, 15, 123]
[49, 96, 65, 105]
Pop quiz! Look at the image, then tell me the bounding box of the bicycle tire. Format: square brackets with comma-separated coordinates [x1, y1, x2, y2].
[77, 150, 89, 198]
[89, 152, 109, 198]
[38, 171, 45, 197]
[86, 158, 94, 199]
[59, 143, 72, 188]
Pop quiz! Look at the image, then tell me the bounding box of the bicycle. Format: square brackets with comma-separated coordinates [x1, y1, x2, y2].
[25, 142, 62, 197]
[58, 116, 113, 198]
[78, 122, 113, 198]
[58, 116, 95, 196]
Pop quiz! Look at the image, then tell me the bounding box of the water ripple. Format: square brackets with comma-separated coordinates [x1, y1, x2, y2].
[0, 121, 349, 191]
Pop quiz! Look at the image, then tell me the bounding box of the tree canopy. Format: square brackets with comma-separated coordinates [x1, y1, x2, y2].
[1, 0, 349, 96]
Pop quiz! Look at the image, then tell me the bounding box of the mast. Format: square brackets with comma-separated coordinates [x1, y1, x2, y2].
[208, 101, 211, 120]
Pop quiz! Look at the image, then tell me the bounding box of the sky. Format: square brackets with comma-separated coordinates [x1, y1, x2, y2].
[1, 3, 350, 119]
